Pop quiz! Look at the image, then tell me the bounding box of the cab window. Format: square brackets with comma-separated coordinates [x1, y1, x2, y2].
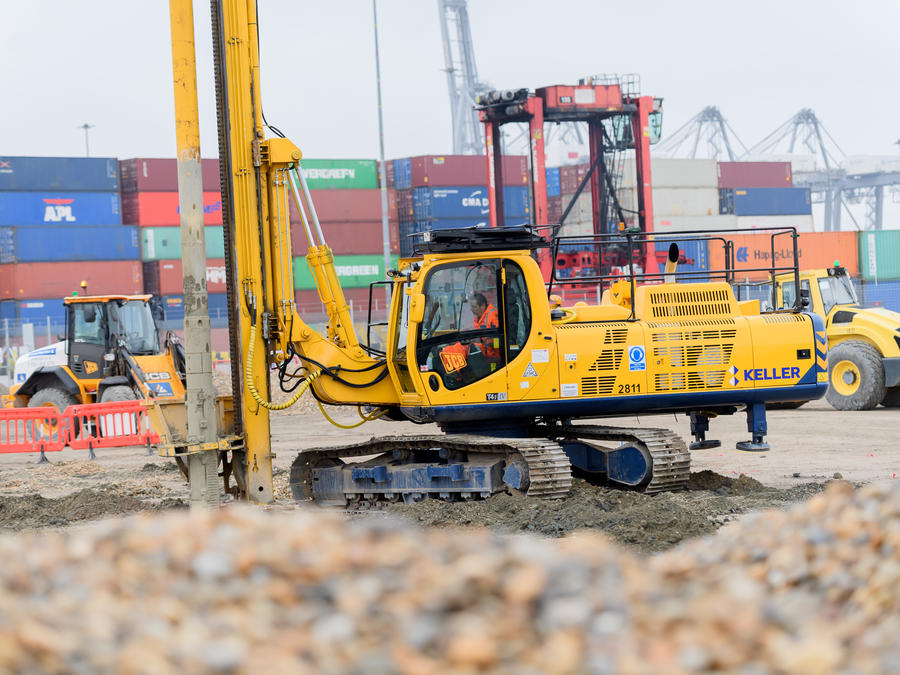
[71, 303, 105, 345]
[780, 280, 810, 310]
[503, 261, 531, 362]
[417, 260, 504, 390]
[818, 276, 856, 315]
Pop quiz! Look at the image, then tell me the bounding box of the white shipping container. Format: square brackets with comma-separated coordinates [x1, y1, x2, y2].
[744, 153, 817, 174]
[618, 158, 718, 189]
[735, 215, 816, 233]
[653, 215, 739, 232]
[559, 192, 593, 223]
[620, 187, 719, 217]
[558, 220, 593, 237]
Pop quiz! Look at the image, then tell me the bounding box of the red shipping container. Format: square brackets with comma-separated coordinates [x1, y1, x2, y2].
[122, 191, 223, 226]
[379, 160, 394, 189]
[547, 196, 563, 223]
[397, 189, 413, 221]
[291, 221, 398, 255]
[292, 189, 398, 224]
[408, 155, 529, 187]
[0, 261, 143, 300]
[142, 259, 228, 296]
[717, 162, 793, 189]
[559, 163, 590, 193]
[119, 158, 222, 193]
[295, 287, 382, 316]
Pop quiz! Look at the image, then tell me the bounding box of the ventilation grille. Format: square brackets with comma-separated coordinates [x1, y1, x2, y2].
[653, 344, 734, 367]
[603, 329, 628, 344]
[655, 370, 727, 392]
[651, 327, 737, 342]
[556, 321, 629, 332]
[70, 362, 83, 374]
[764, 314, 807, 324]
[588, 349, 624, 371]
[648, 289, 733, 318]
[581, 376, 616, 396]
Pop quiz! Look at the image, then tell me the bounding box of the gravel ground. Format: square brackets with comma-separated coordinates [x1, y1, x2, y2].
[0, 480, 897, 673]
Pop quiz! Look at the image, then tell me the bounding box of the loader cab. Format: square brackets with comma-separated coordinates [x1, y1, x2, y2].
[776, 268, 858, 320]
[65, 295, 160, 380]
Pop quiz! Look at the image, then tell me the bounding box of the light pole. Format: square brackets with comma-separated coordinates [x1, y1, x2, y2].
[78, 123, 94, 157]
[373, 0, 392, 308]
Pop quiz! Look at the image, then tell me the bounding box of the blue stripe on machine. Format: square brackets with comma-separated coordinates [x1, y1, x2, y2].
[413, 384, 828, 424]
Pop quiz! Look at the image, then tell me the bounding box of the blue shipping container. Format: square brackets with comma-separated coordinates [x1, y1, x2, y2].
[0, 192, 122, 226]
[0, 157, 119, 192]
[0, 300, 15, 322]
[393, 158, 412, 190]
[860, 280, 900, 312]
[653, 238, 710, 281]
[0, 226, 140, 263]
[412, 186, 530, 220]
[732, 187, 811, 216]
[16, 298, 66, 327]
[546, 167, 561, 197]
[160, 293, 228, 321]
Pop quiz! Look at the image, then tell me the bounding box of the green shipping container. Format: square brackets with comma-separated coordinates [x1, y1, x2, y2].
[299, 159, 378, 190]
[292, 254, 398, 290]
[858, 230, 900, 281]
[141, 226, 225, 261]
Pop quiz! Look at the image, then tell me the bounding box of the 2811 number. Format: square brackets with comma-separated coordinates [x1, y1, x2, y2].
[618, 383, 640, 394]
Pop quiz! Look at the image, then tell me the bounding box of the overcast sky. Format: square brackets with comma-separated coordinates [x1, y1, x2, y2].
[2, 0, 898, 162]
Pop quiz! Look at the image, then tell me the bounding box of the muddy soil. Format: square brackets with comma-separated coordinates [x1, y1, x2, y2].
[382, 472, 831, 553]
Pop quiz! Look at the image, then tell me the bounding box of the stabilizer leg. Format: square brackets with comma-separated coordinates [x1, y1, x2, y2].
[688, 412, 721, 451]
[736, 403, 770, 452]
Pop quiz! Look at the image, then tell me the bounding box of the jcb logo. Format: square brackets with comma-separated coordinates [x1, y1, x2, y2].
[146, 372, 171, 380]
[84, 361, 98, 374]
[43, 198, 76, 222]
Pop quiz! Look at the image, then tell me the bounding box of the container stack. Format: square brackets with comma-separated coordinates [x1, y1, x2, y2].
[119, 158, 227, 327]
[0, 156, 138, 336]
[290, 159, 400, 316]
[857, 230, 900, 311]
[717, 162, 814, 232]
[392, 155, 530, 256]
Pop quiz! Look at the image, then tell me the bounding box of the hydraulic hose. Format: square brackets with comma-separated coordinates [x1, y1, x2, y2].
[245, 322, 321, 410]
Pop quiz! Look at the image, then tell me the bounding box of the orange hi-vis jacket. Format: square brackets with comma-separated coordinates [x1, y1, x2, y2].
[474, 303, 500, 360]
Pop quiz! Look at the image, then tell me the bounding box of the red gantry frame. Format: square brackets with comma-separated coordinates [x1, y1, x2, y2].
[477, 82, 660, 277]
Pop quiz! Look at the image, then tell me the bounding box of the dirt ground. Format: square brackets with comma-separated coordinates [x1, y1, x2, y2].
[0, 398, 897, 553]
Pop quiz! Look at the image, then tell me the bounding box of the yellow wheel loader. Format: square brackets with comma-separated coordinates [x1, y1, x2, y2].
[2, 295, 186, 412]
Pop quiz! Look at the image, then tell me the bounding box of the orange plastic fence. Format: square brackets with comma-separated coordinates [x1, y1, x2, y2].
[0, 400, 159, 458]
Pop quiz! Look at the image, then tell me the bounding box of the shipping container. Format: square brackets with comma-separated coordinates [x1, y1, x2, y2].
[142, 259, 227, 296]
[547, 195, 563, 223]
[559, 164, 589, 194]
[721, 187, 812, 216]
[709, 231, 859, 281]
[717, 162, 793, 189]
[396, 189, 413, 221]
[402, 155, 529, 189]
[299, 159, 378, 190]
[651, 238, 710, 281]
[159, 293, 229, 322]
[857, 230, 900, 282]
[735, 215, 816, 233]
[16, 298, 66, 327]
[294, 287, 378, 316]
[289, 188, 398, 223]
[652, 215, 739, 232]
[119, 158, 221, 193]
[859, 280, 900, 311]
[0, 300, 14, 322]
[379, 160, 394, 189]
[557, 221, 593, 237]
[546, 167, 561, 197]
[619, 158, 718, 189]
[0, 156, 119, 192]
[140, 226, 225, 261]
[0, 191, 121, 226]
[122, 191, 223, 227]
[291, 221, 398, 256]
[0, 261, 142, 300]
[393, 158, 412, 190]
[0, 225, 140, 263]
[559, 192, 592, 224]
[413, 186, 529, 220]
[621, 187, 719, 217]
[292, 254, 398, 290]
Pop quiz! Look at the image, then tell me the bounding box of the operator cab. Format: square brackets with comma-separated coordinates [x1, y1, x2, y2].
[65, 295, 161, 380]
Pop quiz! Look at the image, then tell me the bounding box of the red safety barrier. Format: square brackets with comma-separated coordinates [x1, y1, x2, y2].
[0, 407, 67, 458]
[0, 400, 160, 460]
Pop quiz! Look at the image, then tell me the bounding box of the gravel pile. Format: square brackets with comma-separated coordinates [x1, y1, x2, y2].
[0, 480, 897, 673]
